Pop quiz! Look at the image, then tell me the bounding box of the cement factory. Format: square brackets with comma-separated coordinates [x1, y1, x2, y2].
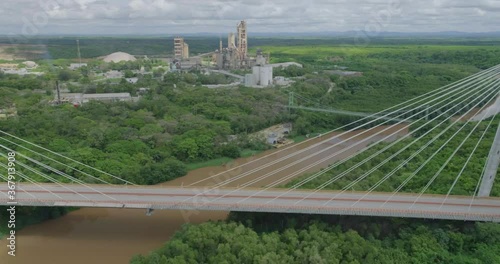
[215, 20, 255, 69]
[172, 20, 295, 88]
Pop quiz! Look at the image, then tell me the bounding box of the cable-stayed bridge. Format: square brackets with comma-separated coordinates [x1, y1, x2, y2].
[1, 184, 498, 222]
[1, 65, 500, 222]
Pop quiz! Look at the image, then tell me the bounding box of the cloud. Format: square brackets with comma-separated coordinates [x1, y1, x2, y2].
[0, 0, 499, 34]
[128, 0, 177, 18]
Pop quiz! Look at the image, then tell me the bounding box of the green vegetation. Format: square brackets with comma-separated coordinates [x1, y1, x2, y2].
[1, 37, 500, 259]
[271, 45, 496, 110]
[252, 43, 500, 137]
[132, 213, 500, 264]
[288, 118, 500, 197]
[240, 149, 261, 158]
[0, 37, 224, 59]
[127, 38, 500, 263]
[0, 86, 283, 185]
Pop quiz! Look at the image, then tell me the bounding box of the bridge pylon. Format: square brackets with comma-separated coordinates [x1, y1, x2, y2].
[478, 120, 500, 197]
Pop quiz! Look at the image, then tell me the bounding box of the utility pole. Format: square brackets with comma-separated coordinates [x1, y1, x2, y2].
[56, 80, 61, 104]
[288, 92, 295, 114]
[478, 120, 500, 197]
[77, 39, 82, 65]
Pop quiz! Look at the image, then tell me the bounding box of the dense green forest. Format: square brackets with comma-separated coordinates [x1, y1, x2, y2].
[1, 36, 500, 60]
[287, 118, 500, 197]
[132, 213, 500, 264]
[0, 85, 285, 184]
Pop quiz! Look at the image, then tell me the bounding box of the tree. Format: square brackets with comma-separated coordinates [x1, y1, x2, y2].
[218, 144, 241, 159]
[58, 69, 74, 81]
[139, 159, 187, 185]
[124, 70, 135, 78]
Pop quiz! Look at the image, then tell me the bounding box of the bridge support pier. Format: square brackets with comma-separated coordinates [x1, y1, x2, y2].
[478, 120, 500, 197]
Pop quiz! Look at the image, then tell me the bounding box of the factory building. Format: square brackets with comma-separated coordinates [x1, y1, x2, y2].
[53, 93, 136, 105]
[256, 51, 267, 66]
[169, 20, 299, 81]
[183, 43, 189, 59]
[215, 20, 259, 70]
[216, 48, 240, 70]
[215, 22, 244, 69]
[174, 37, 189, 59]
[174, 37, 183, 58]
[172, 58, 202, 71]
[237, 21, 248, 61]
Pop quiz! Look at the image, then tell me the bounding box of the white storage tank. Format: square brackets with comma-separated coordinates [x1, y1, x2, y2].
[245, 74, 255, 87]
[252, 66, 260, 85]
[259, 66, 273, 86]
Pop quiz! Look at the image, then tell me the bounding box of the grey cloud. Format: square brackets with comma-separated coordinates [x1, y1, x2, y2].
[0, 0, 498, 35]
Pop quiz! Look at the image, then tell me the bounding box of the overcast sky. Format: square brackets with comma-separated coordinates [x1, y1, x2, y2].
[1, 0, 499, 35]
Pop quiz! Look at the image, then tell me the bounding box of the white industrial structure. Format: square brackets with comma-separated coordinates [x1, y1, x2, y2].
[1, 68, 44, 76]
[55, 93, 135, 105]
[268, 62, 303, 68]
[69, 63, 87, 70]
[244, 50, 273, 87]
[244, 74, 254, 86]
[103, 52, 137, 63]
[22, 61, 38, 69]
[250, 65, 273, 87]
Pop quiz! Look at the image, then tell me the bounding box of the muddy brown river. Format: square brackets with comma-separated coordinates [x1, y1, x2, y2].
[0, 124, 408, 264]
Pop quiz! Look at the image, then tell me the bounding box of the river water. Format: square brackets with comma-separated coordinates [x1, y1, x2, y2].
[0, 124, 408, 264]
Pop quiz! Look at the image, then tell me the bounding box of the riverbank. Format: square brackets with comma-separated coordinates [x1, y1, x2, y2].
[0, 144, 281, 264]
[0, 125, 405, 263]
[0, 145, 267, 239]
[0, 126, 334, 263]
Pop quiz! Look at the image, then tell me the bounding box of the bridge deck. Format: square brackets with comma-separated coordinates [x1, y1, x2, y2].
[1, 184, 499, 222]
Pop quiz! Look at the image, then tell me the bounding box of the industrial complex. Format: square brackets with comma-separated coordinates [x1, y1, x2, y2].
[214, 20, 254, 69]
[0, 20, 299, 90]
[212, 20, 270, 70]
[171, 20, 297, 88]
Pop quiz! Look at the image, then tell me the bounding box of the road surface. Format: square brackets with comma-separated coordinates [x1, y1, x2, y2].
[1, 184, 499, 222]
[472, 95, 500, 121]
